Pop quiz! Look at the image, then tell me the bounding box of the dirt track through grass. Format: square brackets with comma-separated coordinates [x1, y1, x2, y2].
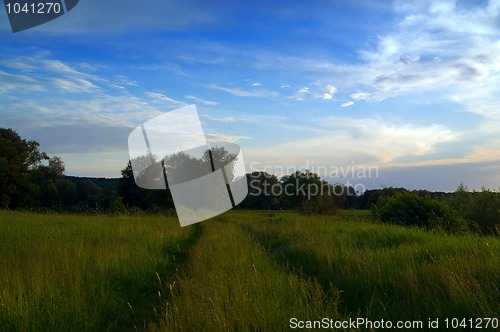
[152, 217, 343, 331]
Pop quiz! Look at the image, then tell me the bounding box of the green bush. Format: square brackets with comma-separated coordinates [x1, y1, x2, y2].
[448, 185, 500, 235]
[373, 192, 467, 232]
[108, 196, 127, 214]
[300, 195, 338, 215]
[465, 190, 500, 235]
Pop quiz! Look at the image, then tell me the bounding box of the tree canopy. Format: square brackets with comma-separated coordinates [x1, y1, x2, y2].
[0, 128, 50, 208]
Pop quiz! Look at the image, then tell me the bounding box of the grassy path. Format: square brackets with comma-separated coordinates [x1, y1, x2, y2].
[152, 216, 343, 331]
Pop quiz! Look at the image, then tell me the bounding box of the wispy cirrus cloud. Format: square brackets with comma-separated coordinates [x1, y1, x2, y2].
[0, 55, 185, 151]
[353, 0, 500, 104]
[185, 95, 219, 106]
[205, 132, 252, 143]
[200, 114, 245, 123]
[48, 77, 99, 93]
[131, 62, 188, 77]
[210, 84, 279, 98]
[146, 92, 187, 106]
[0, 56, 115, 94]
[0, 70, 45, 93]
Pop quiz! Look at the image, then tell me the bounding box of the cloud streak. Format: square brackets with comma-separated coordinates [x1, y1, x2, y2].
[185, 95, 219, 106]
[210, 84, 279, 98]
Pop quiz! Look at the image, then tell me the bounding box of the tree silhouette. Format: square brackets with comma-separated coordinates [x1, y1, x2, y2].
[0, 128, 50, 208]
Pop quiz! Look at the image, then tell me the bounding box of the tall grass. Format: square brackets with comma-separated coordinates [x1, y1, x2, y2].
[241, 211, 500, 325]
[0, 211, 199, 332]
[1, 209, 498, 331]
[152, 217, 343, 331]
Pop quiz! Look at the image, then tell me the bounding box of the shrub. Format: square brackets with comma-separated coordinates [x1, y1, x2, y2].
[300, 195, 338, 215]
[108, 196, 127, 214]
[464, 190, 500, 235]
[373, 192, 467, 232]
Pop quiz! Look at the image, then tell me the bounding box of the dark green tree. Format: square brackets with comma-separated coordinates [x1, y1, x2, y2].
[118, 160, 174, 211]
[119, 145, 239, 212]
[240, 171, 280, 209]
[48, 156, 65, 178]
[0, 128, 49, 209]
[55, 179, 77, 206]
[76, 179, 102, 206]
[40, 179, 61, 207]
[280, 170, 337, 214]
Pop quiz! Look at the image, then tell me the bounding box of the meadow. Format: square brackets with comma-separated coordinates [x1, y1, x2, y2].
[0, 210, 499, 331]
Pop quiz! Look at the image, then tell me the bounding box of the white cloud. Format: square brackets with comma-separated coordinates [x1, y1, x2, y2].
[210, 84, 279, 98]
[251, 82, 262, 87]
[200, 114, 245, 123]
[321, 85, 337, 100]
[206, 0, 500, 112]
[353, 0, 500, 104]
[0, 70, 46, 93]
[48, 77, 99, 93]
[341, 101, 354, 107]
[0, 55, 193, 146]
[291, 86, 310, 100]
[204, 133, 252, 143]
[350, 91, 371, 101]
[325, 84, 337, 95]
[290, 83, 337, 101]
[146, 92, 187, 106]
[245, 116, 459, 167]
[185, 95, 219, 106]
[0, 56, 115, 95]
[113, 75, 139, 87]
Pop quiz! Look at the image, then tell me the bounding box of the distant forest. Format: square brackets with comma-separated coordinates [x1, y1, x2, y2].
[1, 128, 499, 235]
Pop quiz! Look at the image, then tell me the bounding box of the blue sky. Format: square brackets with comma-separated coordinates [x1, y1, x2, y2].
[1, 0, 500, 191]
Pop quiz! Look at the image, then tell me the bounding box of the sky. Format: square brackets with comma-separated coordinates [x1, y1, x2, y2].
[1, 0, 500, 192]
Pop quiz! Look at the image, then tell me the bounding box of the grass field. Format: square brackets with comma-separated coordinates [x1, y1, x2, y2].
[0, 210, 499, 331]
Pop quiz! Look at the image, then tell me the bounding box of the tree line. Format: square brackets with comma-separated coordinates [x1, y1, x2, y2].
[1, 128, 499, 235]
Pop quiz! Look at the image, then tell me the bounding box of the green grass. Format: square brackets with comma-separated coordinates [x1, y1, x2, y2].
[0, 211, 199, 332]
[152, 219, 343, 331]
[240, 210, 500, 323]
[1, 210, 499, 331]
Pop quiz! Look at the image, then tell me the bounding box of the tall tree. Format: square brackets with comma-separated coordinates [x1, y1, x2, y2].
[240, 171, 280, 209]
[0, 128, 48, 208]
